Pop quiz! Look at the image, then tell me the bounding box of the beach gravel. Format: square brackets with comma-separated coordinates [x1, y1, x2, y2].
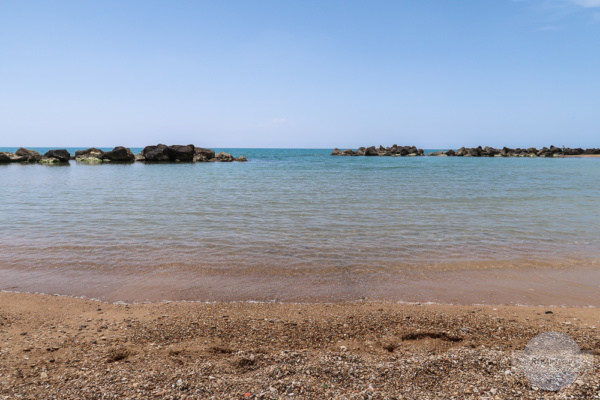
[0, 292, 598, 399]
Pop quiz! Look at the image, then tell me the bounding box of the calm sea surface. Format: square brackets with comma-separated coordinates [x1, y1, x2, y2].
[1, 148, 599, 304]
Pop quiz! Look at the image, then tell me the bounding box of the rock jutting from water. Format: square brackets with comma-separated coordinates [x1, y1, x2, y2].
[40, 149, 71, 164]
[136, 144, 246, 163]
[427, 146, 600, 157]
[75, 147, 135, 163]
[0, 145, 248, 165]
[331, 145, 600, 157]
[332, 145, 425, 156]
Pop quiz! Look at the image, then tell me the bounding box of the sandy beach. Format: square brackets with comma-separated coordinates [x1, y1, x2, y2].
[0, 291, 598, 399]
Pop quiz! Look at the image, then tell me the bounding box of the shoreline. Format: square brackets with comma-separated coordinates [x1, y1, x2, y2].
[2, 262, 600, 307]
[0, 291, 598, 399]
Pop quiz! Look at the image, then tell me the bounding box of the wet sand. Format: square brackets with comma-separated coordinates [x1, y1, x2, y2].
[1, 262, 600, 306]
[0, 292, 598, 399]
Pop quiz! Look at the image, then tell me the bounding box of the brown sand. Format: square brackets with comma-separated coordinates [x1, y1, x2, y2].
[2, 262, 600, 306]
[0, 292, 598, 399]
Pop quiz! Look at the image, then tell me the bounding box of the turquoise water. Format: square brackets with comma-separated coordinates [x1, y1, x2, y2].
[1, 148, 600, 302]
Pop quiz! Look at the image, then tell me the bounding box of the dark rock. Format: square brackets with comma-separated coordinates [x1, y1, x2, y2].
[43, 149, 70, 163]
[564, 148, 584, 155]
[193, 148, 216, 162]
[167, 145, 195, 162]
[483, 147, 500, 157]
[15, 148, 41, 162]
[467, 148, 481, 157]
[549, 145, 561, 153]
[332, 145, 424, 157]
[141, 144, 170, 162]
[0, 152, 12, 164]
[365, 146, 379, 156]
[102, 146, 135, 162]
[332, 145, 600, 158]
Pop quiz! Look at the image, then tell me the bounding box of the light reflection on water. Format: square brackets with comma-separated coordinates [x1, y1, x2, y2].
[1, 149, 599, 275]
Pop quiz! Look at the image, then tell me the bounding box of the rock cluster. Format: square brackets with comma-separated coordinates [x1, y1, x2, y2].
[0, 145, 248, 165]
[332, 145, 424, 156]
[75, 147, 135, 163]
[428, 146, 600, 157]
[136, 144, 246, 163]
[0, 148, 71, 164]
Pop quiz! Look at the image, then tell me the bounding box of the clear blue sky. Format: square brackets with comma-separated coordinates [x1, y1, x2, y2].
[1, 0, 599, 148]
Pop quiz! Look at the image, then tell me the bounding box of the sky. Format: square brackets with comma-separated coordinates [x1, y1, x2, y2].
[0, 0, 599, 148]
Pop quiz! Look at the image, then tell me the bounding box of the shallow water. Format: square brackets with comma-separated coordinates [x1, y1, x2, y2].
[1, 148, 599, 304]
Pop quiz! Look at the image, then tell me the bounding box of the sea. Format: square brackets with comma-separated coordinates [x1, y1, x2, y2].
[1, 147, 599, 305]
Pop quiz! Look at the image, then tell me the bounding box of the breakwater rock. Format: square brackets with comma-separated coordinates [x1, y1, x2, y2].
[428, 146, 600, 157]
[1, 147, 42, 163]
[1, 145, 248, 165]
[332, 145, 424, 157]
[75, 147, 135, 163]
[136, 144, 246, 163]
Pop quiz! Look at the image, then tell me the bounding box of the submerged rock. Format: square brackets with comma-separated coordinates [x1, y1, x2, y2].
[40, 157, 70, 165]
